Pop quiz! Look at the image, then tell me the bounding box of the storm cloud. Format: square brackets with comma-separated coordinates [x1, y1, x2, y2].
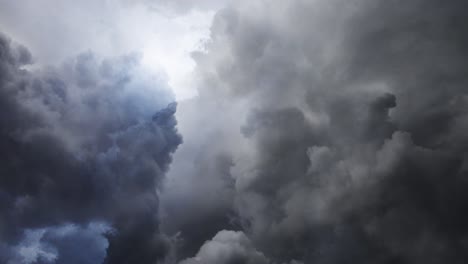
[2, 0, 468, 263]
[169, 0, 468, 263]
[0, 33, 181, 263]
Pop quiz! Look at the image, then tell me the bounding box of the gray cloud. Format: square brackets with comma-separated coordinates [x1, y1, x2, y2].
[159, 98, 242, 260]
[128, 0, 229, 13]
[179, 230, 269, 264]
[172, 0, 468, 263]
[0, 33, 181, 263]
[2, 0, 468, 263]
[14, 223, 109, 264]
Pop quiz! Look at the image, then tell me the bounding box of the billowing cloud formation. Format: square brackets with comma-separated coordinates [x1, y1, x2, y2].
[169, 0, 468, 263]
[179, 230, 269, 264]
[0, 33, 181, 263]
[3, 0, 468, 263]
[160, 97, 241, 259]
[11, 223, 109, 264]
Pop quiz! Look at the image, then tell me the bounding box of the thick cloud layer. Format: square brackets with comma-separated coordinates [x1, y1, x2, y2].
[3, 0, 468, 263]
[169, 0, 468, 263]
[0, 33, 181, 263]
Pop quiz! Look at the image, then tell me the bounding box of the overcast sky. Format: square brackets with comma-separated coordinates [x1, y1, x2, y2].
[1, 1, 468, 264]
[0, 0, 223, 100]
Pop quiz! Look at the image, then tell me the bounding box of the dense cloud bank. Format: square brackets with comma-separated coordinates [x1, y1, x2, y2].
[2, 0, 468, 263]
[172, 0, 468, 263]
[0, 33, 181, 263]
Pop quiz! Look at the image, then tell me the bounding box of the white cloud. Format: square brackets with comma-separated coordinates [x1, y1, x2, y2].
[0, 0, 220, 100]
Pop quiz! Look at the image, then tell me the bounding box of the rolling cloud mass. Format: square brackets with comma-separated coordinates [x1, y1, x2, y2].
[1, 0, 468, 263]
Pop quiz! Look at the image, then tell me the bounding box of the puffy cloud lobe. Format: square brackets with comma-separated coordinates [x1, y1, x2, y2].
[12, 223, 109, 264]
[159, 91, 248, 260]
[179, 230, 269, 264]
[175, 0, 468, 263]
[161, 146, 237, 259]
[0, 33, 181, 263]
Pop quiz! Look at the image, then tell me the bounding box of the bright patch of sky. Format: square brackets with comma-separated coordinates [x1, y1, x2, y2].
[0, 0, 218, 100]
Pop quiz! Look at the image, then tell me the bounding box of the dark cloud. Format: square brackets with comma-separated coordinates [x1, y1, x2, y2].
[174, 0, 468, 263]
[0, 32, 181, 263]
[30, 223, 109, 264]
[3, 0, 468, 263]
